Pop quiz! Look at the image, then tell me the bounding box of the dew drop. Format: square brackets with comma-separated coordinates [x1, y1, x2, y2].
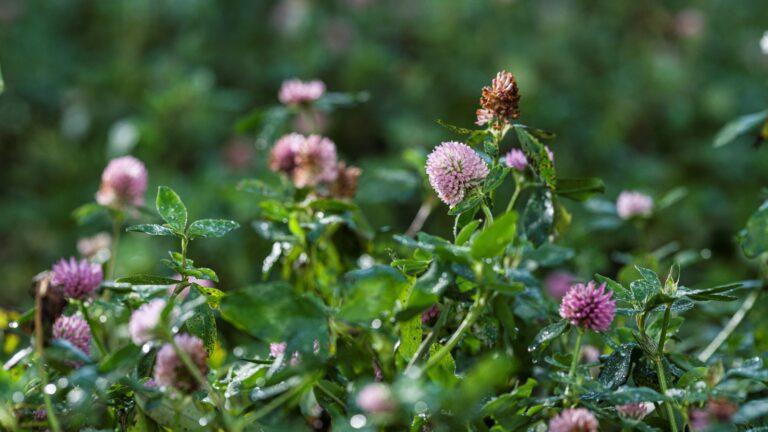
[8, 321, 18, 329]
[44, 384, 57, 395]
[350, 414, 366, 429]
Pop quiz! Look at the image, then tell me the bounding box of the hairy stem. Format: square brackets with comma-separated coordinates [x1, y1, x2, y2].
[78, 302, 107, 357]
[697, 290, 760, 362]
[505, 177, 522, 213]
[34, 278, 62, 432]
[656, 304, 679, 432]
[424, 292, 488, 371]
[564, 327, 584, 402]
[107, 212, 124, 280]
[481, 204, 494, 227]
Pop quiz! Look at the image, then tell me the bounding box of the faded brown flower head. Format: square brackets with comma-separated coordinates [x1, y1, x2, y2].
[480, 70, 521, 121]
[330, 162, 362, 199]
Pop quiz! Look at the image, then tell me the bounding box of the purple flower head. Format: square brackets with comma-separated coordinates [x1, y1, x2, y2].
[51, 257, 102, 299]
[421, 304, 440, 325]
[269, 342, 287, 357]
[95, 156, 148, 207]
[548, 408, 599, 432]
[292, 134, 338, 188]
[153, 334, 208, 392]
[269, 133, 338, 188]
[128, 299, 168, 345]
[616, 402, 654, 421]
[52, 314, 91, 356]
[356, 383, 396, 414]
[616, 190, 653, 220]
[269, 133, 303, 174]
[504, 149, 528, 171]
[426, 141, 489, 207]
[278, 79, 326, 105]
[545, 271, 576, 299]
[689, 408, 709, 431]
[559, 281, 616, 332]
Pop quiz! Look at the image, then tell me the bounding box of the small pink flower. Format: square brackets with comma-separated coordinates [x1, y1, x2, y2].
[51, 257, 102, 299]
[616, 402, 654, 421]
[426, 141, 489, 207]
[153, 334, 208, 392]
[475, 108, 494, 126]
[559, 281, 616, 332]
[95, 156, 148, 207]
[356, 383, 396, 414]
[580, 345, 601, 363]
[548, 408, 599, 432]
[278, 79, 325, 105]
[504, 148, 528, 171]
[269, 133, 339, 188]
[421, 304, 440, 325]
[269, 133, 303, 174]
[616, 191, 653, 220]
[128, 299, 167, 345]
[544, 271, 575, 299]
[53, 314, 91, 356]
[269, 342, 287, 358]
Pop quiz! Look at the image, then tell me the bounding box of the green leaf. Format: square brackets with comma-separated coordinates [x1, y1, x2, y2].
[220, 282, 328, 353]
[184, 290, 217, 352]
[733, 398, 768, 423]
[522, 188, 554, 247]
[738, 201, 768, 258]
[455, 220, 481, 246]
[427, 342, 459, 387]
[235, 105, 289, 137]
[597, 343, 641, 390]
[398, 314, 422, 361]
[483, 166, 510, 194]
[606, 386, 667, 404]
[126, 224, 176, 236]
[436, 118, 474, 135]
[514, 127, 556, 188]
[340, 266, 407, 322]
[155, 186, 187, 233]
[448, 193, 482, 216]
[308, 199, 358, 212]
[470, 212, 518, 259]
[396, 262, 452, 321]
[116, 275, 180, 285]
[555, 177, 605, 201]
[99, 344, 141, 373]
[188, 219, 239, 239]
[713, 109, 768, 148]
[0, 64, 4, 94]
[529, 319, 569, 352]
[237, 179, 285, 198]
[72, 203, 107, 225]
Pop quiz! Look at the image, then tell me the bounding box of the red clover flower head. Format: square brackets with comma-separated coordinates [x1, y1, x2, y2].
[269, 133, 339, 188]
[426, 141, 489, 207]
[356, 383, 396, 414]
[51, 257, 102, 299]
[548, 408, 599, 432]
[480, 70, 521, 121]
[504, 148, 529, 171]
[95, 156, 148, 207]
[269, 133, 303, 174]
[559, 281, 616, 332]
[52, 314, 92, 356]
[616, 402, 654, 421]
[153, 334, 208, 392]
[278, 79, 325, 105]
[128, 299, 167, 345]
[616, 190, 653, 220]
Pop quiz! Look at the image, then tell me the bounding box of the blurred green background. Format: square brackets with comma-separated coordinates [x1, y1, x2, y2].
[2, 0, 768, 308]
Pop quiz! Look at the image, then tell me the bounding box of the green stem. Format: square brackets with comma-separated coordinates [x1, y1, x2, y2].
[405, 303, 451, 373]
[655, 304, 678, 432]
[34, 279, 62, 432]
[564, 327, 584, 402]
[78, 303, 107, 357]
[107, 212, 124, 280]
[655, 356, 678, 432]
[658, 304, 671, 354]
[424, 292, 489, 371]
[505, 178, 522, 213]
[169, 336, 235, 431]
[481, 204, 494, 227]
[246, 374, 317, 423]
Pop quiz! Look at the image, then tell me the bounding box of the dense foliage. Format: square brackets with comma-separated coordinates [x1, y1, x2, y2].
[2, 65, 768, 431]
[2, 2, 768, 431]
